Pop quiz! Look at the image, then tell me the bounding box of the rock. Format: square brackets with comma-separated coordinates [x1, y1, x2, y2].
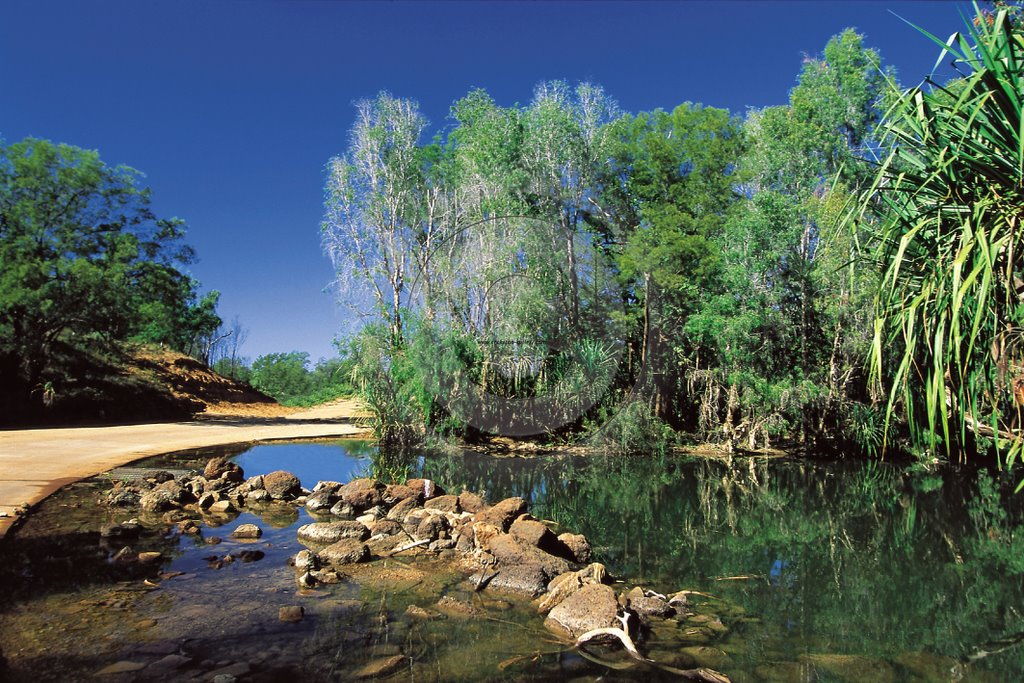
[112, 546, 136, 564]
[96, 660, 148, 675]
[429, 538, 456, 551]
[424, 494, 460, 513]
[557, 533, 592, 564]
[338, 478, 385, 510]
[246, 489, 270, 504]
[177, 519, 202, 535]
[310, 569, 343, 584]
[203, 457, 244, 483]
[435, 595, 479, 618]
[234, 549, 264, 562]
[406, 478, 443, 500]
[485, 533, 571, 577]
[894, 651, 965, 682]
[319, 539, 370, 565]
[244, 474, 264, 490]
[476, 497, 528, 531]
[104, 487, 141, 507]
[100, 522, 141, 539]
[305, 486, 339, 513]
[368, 518, 404, 537]
[510, 515, 558, 551]
[209, 500, 235, 514]
[471, 521, 501, 549]
[212, 675, 236, 683]
[414, 514, 449, 541]
[147, 654, 192, 672]
[147, 470, 176, 483]
[354, 654, 406, 679]
[629, 593, 674, 618]
[386, 497, 418, 521]
[206, 662, 251, 680]
[404, 604, 440, 620]
[279, 605, 304, 623]
[799, 654, 896, 683]
[487, 563, 549, 597]
[292, 549, 319, 572]
[263, 471, 302, 500]
[681, 646, 730, 670]
[139, 487, 178, 513]
[197, 491, 218, 509]
[544, 583, 620, 638]
[297, 520, 370, 544]
[137, 551, 163, 564]
[385, 483, 423, 504]
[231, 523, 262, 539]
[458, 491, 487, 513]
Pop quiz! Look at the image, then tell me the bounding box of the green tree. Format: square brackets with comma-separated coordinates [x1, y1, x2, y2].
[0, 137, 215, 410]
[250, 351, 313, 401]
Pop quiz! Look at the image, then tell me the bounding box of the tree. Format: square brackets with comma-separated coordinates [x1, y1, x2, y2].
[0, 137, 215, 410]
[250, 351, 312, 401]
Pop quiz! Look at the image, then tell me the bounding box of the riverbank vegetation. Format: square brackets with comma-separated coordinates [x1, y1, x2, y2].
[321, 5, 1024, 470]
[0, 138, 227, 423]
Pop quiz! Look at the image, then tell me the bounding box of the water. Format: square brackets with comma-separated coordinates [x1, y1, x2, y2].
[1, 440, 1022, 682]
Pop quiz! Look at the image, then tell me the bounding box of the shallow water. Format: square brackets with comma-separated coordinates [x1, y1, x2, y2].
[1, 440, 1022, 682]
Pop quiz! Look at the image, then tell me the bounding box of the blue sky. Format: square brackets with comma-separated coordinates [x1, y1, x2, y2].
[1, 1, 971, 363]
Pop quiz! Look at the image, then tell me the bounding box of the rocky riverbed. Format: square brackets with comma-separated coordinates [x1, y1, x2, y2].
[90, 456, 734, 681]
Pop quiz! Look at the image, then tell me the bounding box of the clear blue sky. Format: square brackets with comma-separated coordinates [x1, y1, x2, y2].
[1, 0, 971, 363]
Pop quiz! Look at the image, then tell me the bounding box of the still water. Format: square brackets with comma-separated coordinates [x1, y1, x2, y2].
[1, 439, 1022, 682]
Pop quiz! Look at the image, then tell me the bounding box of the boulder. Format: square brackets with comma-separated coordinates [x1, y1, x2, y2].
[368, 518, 404, 537]
[338, 478, 385, 510]
[386, 497, 418, 521]
[424, 494, 460, 513]
[487, 563, 549, 597]
[406, 478, 443, 500]
[297, 521, 369, 544]
[485, 533, 571, 577]
[292, 549, 319, 572]
[305, 487, 338, 513]
[245, 489, 270, 504]
[625, 588, 674, 618]
[557, 533, 592, 564]
[476, 497, 527, 531]
[263, 471, 302, 500]
[203, 457, 244, 483]
[544, 583, 620, 638]
[458, 491, 487, 513]
[385, 483, 423, 504]
[319, 539, 370, 565]
[244, 475, 264, 490]
[330, 500, 356, 518]
[279, 606, 304, 623]
[139, 487, 178, 513]
[510, 515, 558, 552]
[414, 514, 449, 541]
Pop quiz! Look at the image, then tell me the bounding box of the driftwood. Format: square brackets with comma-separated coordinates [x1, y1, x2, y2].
[381, 538, 430, 557]
[573, 614, 732, 683]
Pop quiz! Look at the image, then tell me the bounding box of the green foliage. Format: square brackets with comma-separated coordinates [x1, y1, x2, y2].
[250, 351, 312, 401]
[0, 137, 219, 417]
[858, 6, 1024, 469]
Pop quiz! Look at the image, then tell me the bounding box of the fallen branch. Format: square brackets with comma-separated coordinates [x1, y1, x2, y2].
[382, 538, 430, 557]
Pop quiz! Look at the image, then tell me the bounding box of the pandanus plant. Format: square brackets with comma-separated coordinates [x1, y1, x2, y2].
[861, 4, 1024, 472]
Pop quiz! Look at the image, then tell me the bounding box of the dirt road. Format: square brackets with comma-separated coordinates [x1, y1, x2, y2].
[0, 400, 370, 537]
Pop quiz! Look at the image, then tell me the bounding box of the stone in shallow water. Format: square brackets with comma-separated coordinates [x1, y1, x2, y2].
[544, 583, 619, 638]
[798, 654, 896, 683]
[231, 523, 262, 539]
[95, 660, 147, 675]
[297, 520, 369, 544]
[680, 646, 730, 670]
[354, 654, 406, 679]
[279, 606, 304, 623]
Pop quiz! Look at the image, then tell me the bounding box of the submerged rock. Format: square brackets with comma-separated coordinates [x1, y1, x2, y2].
[353, 654, 406, 679]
